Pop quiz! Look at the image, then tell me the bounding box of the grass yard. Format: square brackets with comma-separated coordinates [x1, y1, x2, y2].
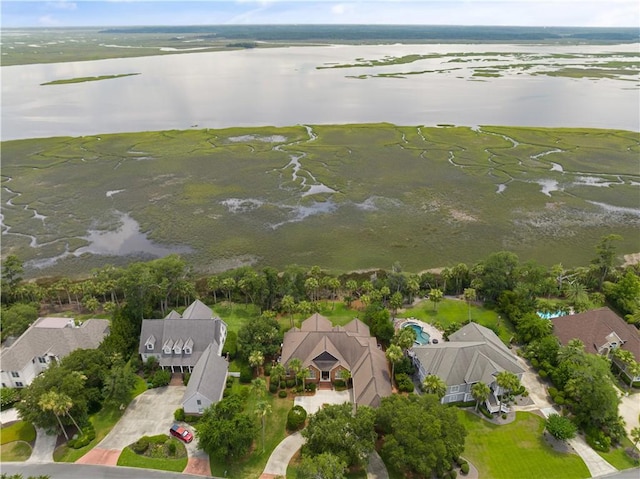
[596, 437, 639, 470]
[458, 410, 590, 479]
[0, 441, 32, 462]
[54, 405, 124, 462]
[208, 382, 294, 478]
[399, 298, 515, 344]
[0, 421, 37, 445]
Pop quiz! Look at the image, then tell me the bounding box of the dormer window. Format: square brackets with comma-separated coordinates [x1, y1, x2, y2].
[145, 335, 156, 351]
[184, 338, 194, 355]
[173, 338, 184, 355]
[163, 339, 174, 355]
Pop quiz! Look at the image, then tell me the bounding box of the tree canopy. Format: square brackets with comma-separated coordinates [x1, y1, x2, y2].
[376, 394, 466, 477]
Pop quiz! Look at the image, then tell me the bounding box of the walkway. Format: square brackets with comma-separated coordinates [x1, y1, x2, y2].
[516, 353, 618, 478]
[26, 428, 57, 463]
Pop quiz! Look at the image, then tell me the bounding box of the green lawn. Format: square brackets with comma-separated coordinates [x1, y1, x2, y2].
[0, 421, 36, 445]
[458, 410, 590, 479]
[596, 436, 639, 470]
[54, 405, 124, 462]
[117, 446, 188, 472]
[132, 375, 148, 398]
[0, 441, 32, 462]
[399, 298, 515, 344]
[208, 382, 294, 478]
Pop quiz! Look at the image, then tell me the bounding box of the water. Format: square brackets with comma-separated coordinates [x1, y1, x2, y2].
[404, 323, 431, 345]
[2, 43, 639, 140]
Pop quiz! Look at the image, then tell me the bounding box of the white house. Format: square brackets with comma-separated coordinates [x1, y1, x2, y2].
[1, 317, 110, 388]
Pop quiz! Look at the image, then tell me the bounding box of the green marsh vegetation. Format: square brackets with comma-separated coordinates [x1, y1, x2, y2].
[2, 124, 638, 278]
[41, 73, 140, 85]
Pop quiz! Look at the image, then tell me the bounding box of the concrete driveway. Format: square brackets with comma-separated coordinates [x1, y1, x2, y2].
[293, 389, 352, 415]
[77, 386, 188, 467]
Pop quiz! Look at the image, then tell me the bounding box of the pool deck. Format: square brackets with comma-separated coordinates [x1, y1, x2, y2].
[395, 317, 444, 344]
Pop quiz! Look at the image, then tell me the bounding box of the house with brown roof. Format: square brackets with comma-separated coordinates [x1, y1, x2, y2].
[1, 317, 110, 388]
[280, 314, 392, 408]
[411, 322, 525, 413]
[551, 307, 640, 382]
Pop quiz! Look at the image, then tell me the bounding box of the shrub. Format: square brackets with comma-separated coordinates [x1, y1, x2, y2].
[501, 414, 507, 420]
[286, 405, 307, 431]
[305, 382, 317, 392]
[460, 463, 470, 475]
[149, 369, 171, 388]
[184, 415, 200, 424]
[278, 390, 288, 398]
[167, 440, 177, 456]
[547, 387, 558, 399]
[174, 408, 185, 422]
[222, 330, 237, 360]
[450, 470, 457, 478]
[538, 369, 548, 379]
[586, 428, 611, 452]
[263, 363, 272, 376]
[239, 365, 253, 384]
[129, 354, 143, 373]
[269, 382, 279, 394]
[296, 385, 305, 393]
[0, 388, 20, 411]
[132, 436, 150, 454]
[456, 457, 467, 467]
[395, 373, 414, 392]
[286, 379, 295, 388]
[183, 372, 191, 386]
[333, 379, 346, 390]
[279, 381, 287, 389]
[395, 356, 416, 376]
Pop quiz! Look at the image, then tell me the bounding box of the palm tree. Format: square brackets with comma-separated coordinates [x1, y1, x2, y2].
[281, 294, 296, 328]
[55, 392, 82, 436]
[463, 288, 476, 321]
[471, 382, 491, 412]
[288, 358, 303, 387]
[495, 371, 521, 413]
[251, 378, 267, 398]
[392, 327, 416, 354]
[39, 391, 68, 440]
[255, 400, 272, 453]
[429, 288, 444, 311]
[339, 368, 352, 388]
[207, 275, 220, 303]
[271, 363, 286, 388]
[249, 350, 264, 377]
[422, 374, 447, 400]
[385, 344, 403, 384]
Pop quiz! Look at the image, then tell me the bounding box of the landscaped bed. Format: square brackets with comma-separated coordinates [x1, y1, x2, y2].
[117, 434, 188, 472]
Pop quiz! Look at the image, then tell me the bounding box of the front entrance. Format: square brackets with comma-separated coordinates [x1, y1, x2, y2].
[321, 370, 330, 381]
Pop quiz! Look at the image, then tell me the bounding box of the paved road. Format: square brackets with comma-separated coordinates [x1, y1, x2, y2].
[0, 463, 215, 479]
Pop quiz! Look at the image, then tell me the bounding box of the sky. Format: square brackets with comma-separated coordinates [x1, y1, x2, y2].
[1, 0, 639, 28]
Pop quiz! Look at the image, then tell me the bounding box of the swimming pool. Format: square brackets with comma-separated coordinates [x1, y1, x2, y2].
[403, 323, 431, 345]
[536, 310, 567, 320]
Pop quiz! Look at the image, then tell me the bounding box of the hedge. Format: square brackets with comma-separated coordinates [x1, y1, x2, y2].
[286, 405, 307, 431]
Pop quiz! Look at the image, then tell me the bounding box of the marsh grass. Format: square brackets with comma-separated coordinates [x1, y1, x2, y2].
[3, 124, 638, 278]
[41, 73, 140, 85]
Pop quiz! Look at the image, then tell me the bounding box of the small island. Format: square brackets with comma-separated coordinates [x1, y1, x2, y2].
[41, 72, 140, 86]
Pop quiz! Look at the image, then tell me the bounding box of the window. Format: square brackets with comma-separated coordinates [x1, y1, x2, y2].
[184, 348, 192, 355]
[15, 382, 24, 387]
[11, 371, 19, 378]
[450, 385, 459, 393]
[196, 399, 201, 405]
[38, 357, 47, 364]
[1, 383, 6, 388]
[146, 343, 154, 350]
[308, 369, 316, 379]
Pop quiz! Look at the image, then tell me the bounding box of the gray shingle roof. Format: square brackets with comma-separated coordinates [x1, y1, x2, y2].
[412, 322, 523, 387]
[182, 343, 228, 405]
[281, 314, 391, 407]
[0, 318, 110, 372]
[139, 317, 224, 369]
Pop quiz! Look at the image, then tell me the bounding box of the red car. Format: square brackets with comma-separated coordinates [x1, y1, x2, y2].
[170, 424, 193, 443]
